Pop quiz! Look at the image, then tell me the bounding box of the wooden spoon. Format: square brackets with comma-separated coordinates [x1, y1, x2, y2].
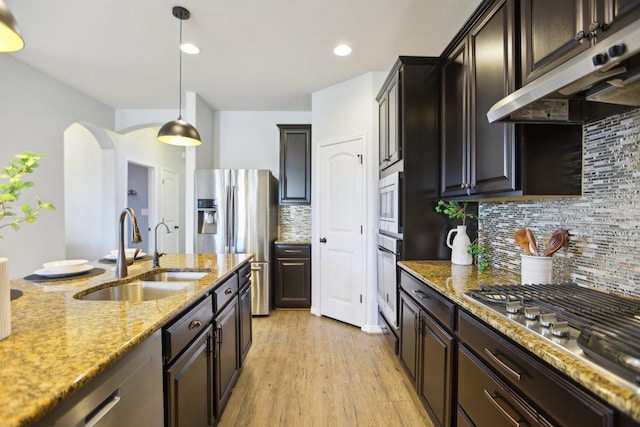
[525, 229, 539, 256]
[543, 230, 565, 257]
[514, 229, 532, 256]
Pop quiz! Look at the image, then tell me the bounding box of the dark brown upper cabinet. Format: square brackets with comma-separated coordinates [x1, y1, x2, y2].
[441, 0, 583, 200]
[378, 73, 401, 171]
[521, 0, 640, 84]
[442, 0, 517, 198]
[278, 124, 311, 205]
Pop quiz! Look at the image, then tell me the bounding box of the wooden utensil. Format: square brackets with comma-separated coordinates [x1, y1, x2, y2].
[525, 229, 539, 256]
[514, 229, 532, 256]
[543, 230, 565, 257]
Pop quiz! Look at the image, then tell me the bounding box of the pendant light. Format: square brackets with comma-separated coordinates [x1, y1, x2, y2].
[157, 6, 201, 146]
[0, 0, 24, 52]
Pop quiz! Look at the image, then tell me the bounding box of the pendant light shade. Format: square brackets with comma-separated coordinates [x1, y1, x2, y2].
[157, 116, 202, 146]
[157, 6, 201, 146]
[0, 0, 24, 52]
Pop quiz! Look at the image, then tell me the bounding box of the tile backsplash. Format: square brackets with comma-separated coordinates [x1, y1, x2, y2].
[481, 108, 640, 297]
[279, 205, 312, 241]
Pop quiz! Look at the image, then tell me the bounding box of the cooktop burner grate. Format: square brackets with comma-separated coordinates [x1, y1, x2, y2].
[468, 283, 640, 384]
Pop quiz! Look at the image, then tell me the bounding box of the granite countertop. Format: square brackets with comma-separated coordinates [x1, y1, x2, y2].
[399, 260, 640, 423]
[274, 239, 311, 245]
[0, 253, 252, 427]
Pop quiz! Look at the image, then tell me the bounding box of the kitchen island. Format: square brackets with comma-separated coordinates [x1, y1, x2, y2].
[0, 253, 252, 427]
[399, 260, 640, 424]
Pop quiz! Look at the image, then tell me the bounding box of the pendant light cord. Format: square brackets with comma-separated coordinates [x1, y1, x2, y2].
[178, 18, 183, 119]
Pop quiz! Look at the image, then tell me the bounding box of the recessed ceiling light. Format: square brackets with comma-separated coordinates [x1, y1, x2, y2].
[333, 44, 352, 57]
[180, 43, 200, 55]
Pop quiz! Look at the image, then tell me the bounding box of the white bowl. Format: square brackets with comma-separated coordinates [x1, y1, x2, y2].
[42, 259, 89, 274]
[110, 248, 138, 258]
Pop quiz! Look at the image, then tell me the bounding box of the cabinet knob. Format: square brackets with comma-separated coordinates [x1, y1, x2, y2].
[224, 287, 233, 295]
[319, 237, 327, 243]
[588, 21, 607, 33]
[188, 320, 202, 330]
[608, 44, 626, 58]
[574, 30, 587, 41]
[592, 53, 608, 66]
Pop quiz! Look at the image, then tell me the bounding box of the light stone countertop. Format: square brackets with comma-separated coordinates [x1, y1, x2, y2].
[274, 239, 311, 245]
[0, 253, 252, 427]
[399, 260, 640, 423]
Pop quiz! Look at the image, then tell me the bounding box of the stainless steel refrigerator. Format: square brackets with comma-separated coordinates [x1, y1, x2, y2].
[195, 169, 278, 315]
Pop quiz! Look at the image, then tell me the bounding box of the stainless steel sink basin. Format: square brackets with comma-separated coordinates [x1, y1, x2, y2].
[78, 281, 193, 302]
[140, 271, 209, 282]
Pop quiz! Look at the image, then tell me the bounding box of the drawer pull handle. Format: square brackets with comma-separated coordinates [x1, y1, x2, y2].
[188, 320, 202, 330]
[285, 249, 302, 253]
[484, 348, 522, 381]
[483, 389, 528, 427]
[412, 289, 430, 299]
[224, 287, 233, 295]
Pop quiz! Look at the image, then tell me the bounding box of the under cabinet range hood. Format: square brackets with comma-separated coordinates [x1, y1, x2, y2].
[487, 18, 640, 123]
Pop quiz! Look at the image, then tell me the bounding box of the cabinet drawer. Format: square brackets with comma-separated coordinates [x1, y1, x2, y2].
[238, 262, 251, 289]
[214, 274, 239, 312]
[275, 244, 310, 258]
[458, 311, 614, 427]
[164, 296, 213, 363]
[399, 270, 455, 331]
[458, 344, 545, 427]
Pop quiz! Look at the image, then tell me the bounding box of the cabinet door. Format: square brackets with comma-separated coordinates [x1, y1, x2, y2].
[239, 283, 252, 366]
[278, 124, 311, 205]
[399, 291, 420, 386]
[165, 326, 214, 427]
[215, 300, 239, 418]
[419, 313, 454, 427]
[469, 0, 517, 195]
[378, 91, 388, 169]
[386, 74, 401, 167]
[602, 0, 640, 36]
[521, 0, 592, 84]
[441, 41, 469, 198]
[275, 257, 311, 308]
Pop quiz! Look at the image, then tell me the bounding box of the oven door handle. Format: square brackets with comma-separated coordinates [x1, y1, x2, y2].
[377, 245, 400, 257]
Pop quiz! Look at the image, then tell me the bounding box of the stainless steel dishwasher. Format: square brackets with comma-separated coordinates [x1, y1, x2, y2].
[34, 330, 164, 427]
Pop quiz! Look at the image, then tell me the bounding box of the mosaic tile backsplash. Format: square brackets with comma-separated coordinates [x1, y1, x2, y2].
[480, 108, 640, 298]
[279, 205, 312, 242]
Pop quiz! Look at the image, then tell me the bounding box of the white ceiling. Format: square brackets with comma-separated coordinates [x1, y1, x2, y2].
[6, 0, 481, 111]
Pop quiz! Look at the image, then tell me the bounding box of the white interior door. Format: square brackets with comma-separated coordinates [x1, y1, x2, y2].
[161, 169, 180, 253]
[318, 137, 364, 327]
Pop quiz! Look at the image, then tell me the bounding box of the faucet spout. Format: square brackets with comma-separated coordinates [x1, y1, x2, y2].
[153, 221, 171, 268]
[116, 208, 142, 279]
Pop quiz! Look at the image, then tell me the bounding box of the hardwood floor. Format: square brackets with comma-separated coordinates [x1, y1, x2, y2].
[218, 310, 433, 427]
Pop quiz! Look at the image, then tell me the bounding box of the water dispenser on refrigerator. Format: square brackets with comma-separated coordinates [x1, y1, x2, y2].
[197, 199, 217, 234]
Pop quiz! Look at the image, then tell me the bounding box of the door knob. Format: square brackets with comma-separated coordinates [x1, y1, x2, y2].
[320, 237, 327, 243]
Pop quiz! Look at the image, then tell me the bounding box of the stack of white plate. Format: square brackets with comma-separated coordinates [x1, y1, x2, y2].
[35, 259, 92, 277]
[104, 249, 146, 261]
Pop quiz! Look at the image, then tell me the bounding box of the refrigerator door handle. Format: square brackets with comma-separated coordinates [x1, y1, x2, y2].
[231, 186, 237, 252]
[225, 185, 231, 252]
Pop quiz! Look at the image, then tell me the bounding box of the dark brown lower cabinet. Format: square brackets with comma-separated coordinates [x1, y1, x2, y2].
[239, 280, 252, 366]
[275, 244, 311, 308]
[165, 326, 214, 427]
[215, 298, 239, 418]
[399, 290, 454, 427]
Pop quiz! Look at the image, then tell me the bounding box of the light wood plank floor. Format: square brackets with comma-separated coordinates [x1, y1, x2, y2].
[218, 310, 433, 427]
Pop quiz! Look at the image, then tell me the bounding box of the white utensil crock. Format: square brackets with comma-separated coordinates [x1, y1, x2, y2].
[0, 258, 10, 340]
[521, 254, 553, 285]
[446, 225, 473, 265]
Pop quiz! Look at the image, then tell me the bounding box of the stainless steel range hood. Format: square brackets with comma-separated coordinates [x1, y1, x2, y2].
[487, 18, 640, 123]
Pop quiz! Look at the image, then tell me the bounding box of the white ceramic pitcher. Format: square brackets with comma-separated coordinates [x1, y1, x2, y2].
[446, 225, 473, 265]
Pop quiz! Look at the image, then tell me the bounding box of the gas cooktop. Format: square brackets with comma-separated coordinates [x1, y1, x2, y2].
[466, 283, 640, 391]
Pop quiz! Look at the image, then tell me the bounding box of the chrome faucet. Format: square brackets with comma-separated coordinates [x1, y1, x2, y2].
[153, 221, 171, 268]
[116, 208, 142, 279]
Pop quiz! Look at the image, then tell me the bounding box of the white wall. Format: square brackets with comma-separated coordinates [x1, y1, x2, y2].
[213, 111, 312, 175]
[0, 56, 114, 278]
[311, 71, 387, 331]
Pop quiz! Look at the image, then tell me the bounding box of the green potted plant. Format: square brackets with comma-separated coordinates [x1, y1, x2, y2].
[0, 151, 55, 340]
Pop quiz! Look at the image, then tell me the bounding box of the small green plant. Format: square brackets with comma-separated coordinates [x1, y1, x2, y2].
[468, 242, 490, 272]
[434, 200, 477, 226]
[0, 152, 55, 238]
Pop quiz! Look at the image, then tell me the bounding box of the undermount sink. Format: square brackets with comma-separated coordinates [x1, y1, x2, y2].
[141, 271, 209, 282]
[77, 281, 193, 302]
